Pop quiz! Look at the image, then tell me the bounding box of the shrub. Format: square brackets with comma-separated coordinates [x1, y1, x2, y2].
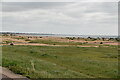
[25, 39, 31, 41]
[100, 42, 103, 44]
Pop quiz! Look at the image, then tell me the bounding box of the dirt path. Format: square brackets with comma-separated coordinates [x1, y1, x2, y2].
[0, 66, 30, 80]
[3, 43, 99, 47]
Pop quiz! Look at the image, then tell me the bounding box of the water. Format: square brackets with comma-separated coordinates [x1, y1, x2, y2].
[16, 34, 118, 38]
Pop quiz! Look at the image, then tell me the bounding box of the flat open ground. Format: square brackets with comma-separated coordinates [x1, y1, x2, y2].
[1, 35, 119, 79]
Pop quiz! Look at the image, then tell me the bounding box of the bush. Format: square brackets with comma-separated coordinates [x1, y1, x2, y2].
[5, 41, 12, 44]
[100, 42, 103, 44]
[25, 39, 31, 41]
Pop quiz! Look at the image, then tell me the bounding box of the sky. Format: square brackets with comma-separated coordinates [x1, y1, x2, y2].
[1, 0, 118, 35]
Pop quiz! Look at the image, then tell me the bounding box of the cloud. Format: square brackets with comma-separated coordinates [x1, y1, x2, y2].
[2, 2, 118, 35]
[2, 2, 71, 12]
[2, 0, 119, 2]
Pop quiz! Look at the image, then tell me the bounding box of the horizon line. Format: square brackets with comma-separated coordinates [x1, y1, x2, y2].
[0, 31, 118, 36]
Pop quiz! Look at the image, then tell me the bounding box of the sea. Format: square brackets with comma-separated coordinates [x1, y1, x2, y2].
[17, 34, 118, 38]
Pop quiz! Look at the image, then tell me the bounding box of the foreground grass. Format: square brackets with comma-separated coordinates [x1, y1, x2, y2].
[2, 45, 118, 79]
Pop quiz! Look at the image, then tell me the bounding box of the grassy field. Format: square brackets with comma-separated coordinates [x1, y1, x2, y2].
[2, 45, 118, 79]
[29, 39, 89, 45]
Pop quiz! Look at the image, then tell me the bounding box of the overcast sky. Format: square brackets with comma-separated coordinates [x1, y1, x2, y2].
[1, 2, 118, 35]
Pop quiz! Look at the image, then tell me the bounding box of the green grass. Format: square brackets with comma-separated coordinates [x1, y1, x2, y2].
[3, 40, 13, 44]
[2, 45, 118, 79]
[29, 39, 92, 46]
